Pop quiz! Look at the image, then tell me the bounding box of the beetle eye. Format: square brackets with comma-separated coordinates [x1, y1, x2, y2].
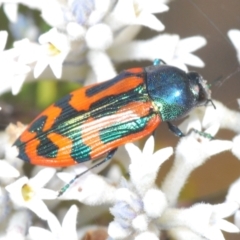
[191, 84, 200, 97]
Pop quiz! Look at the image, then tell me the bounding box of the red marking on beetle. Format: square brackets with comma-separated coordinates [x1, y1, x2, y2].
[126, 68, 143, 74]
[42, 106, 62, 131]
[79, 101, 161, 160]
[69, 75, 144, 112]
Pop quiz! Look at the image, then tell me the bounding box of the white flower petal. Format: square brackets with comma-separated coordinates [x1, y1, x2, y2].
[109, 34, 179, 62]
[87, 50, 116, 82]
[228, 29, 240, 62]
[27, 198, 50, 220]
[234, 210, 240, 229]
[47, 211, 62, 235]
[135, 231, 159, 240]
[169, 227, 205, 240]
[140, 1, 169, 14]
[142, 135, 154, 156]
[115, 187, 138, 206]
[3, 3, 18, 22]
[86, 24, 113, 50]
[205, 140, 233, 156]
[5, 176, 28, 195]
[162, 135, 232, 206]
[143, 189, 167, 218]
[178, 112, 202, 133]
[136, 12, 165, 31]
[152, 146, 173, 163]
[109, 0, 136, 25]
[29, 227, 53, 240]
[6, 210, 30, 239]
[30, 168, 56, 189]
[57, 171, 76, 183]
[132, 214, 148, 231]
[232, 135, 240, 160]
[178, 53, 205, 67]
[177, 36, 207, 53]
[108, 221, 132, 239]
[63, 174, 116, 205]
[217, 219, 239, 233]
[204, 123, 220, 136]
[170, 59, 188, 72]
[34, 57, 48, 78]
[11, 74, 28, 95]
[204, 227, 225, 240]
[125, 142, 142, 162]
[37, 188, 57, 200]
[62, 205, 78, 240]
[49, 57, 63, 78]
[226, 177, 240, 203]
[214, 202, 239, 219]
[0, 160, 19, 178]
[129, 145, 172, 195]
[113, 25, 142, 45]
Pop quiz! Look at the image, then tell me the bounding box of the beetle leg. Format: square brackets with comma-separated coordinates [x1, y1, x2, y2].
[58, 148, 118, 197]
[188, 128, 214, 140]
[167, 122, 185, 137]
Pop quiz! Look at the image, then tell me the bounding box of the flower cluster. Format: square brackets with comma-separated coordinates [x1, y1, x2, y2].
[0, 1, 240, 240]
[0, 0, 207, 96]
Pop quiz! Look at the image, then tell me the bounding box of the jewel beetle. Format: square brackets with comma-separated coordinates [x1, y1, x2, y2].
[13, 59, 212, 195]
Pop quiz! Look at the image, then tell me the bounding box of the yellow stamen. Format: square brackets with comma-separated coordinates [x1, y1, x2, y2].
[22, 184, 35, 201]
[46, 42, 61, 56]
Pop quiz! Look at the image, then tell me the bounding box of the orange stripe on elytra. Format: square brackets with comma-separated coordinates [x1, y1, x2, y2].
[20, 131, 36, 143]
[25, 133, 76, 167]
[90, 113, 160, 160]
[80, 101, 160, 160]
[21, 105, 62, 143]
[47, 132, 75, 163]
[69, 75, 144, 112]
[81, 117, 102, 153]
[125, 68, 144, 74]
[41, 105, 62, 131]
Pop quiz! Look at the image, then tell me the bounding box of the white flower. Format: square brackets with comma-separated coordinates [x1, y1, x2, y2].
[226, 177, 240, 229]
[0, 187, 12, 224]
[1, 3, 18, 22]
[159, 202, 239, 240]
[0, 160, 19, 179]
[169, 36, 206, 71]
[57, 165, 116, 205]
[161, 129, 233, 206]
[108, 137, 172, 239]
[106, 0, 169, 31]
[0, 123, 26, 179]
[0, 31, 30, 95]
[228, 29, 240, 63]
[5, 168, 57, 220]
[29, 205, 78, 240]
[108, 34, 206, 71]
[232, 135, 240, 160]
[202, 99, 240, 134]
[34, 28, 70, 79]
[5, 210, 31, 240]
[127, 136, 173, 195]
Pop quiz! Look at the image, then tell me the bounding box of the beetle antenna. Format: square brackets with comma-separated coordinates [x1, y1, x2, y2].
[205, 99, 216, 109]
[210, 67, 240, 89]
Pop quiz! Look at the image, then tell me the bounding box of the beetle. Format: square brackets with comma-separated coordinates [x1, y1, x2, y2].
[13, 59, 212, 195]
